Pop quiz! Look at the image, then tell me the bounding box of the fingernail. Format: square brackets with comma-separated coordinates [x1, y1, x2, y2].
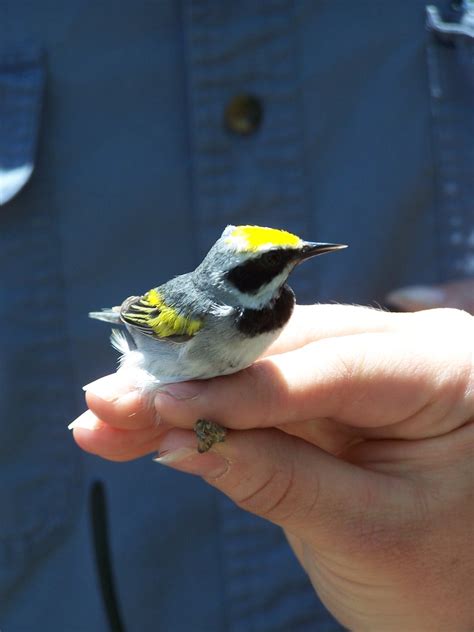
[153, 430, 229, 478]
[83, 375, 131, 402]
[386, 286, 446, 309]
[159, 381, 202, 400]
[68, 410, 100, 430]
[154, 449, 229, 478]
[154, 447, 196, 465]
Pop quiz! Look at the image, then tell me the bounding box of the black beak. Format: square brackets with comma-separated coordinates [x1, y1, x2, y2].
[297, 242, 348, 262]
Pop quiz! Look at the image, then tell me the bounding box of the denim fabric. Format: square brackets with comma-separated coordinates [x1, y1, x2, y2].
[0, 45, 44, 203]
[0, 2, 472, 630]
[426, 2, 474, 278]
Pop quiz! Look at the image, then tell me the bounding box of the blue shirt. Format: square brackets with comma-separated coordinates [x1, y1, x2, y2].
[1, 2, 473, 630]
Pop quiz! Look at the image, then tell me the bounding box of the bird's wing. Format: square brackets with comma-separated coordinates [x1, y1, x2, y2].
[120, 289, 203, 342]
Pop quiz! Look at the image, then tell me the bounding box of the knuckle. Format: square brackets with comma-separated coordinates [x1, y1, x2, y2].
[234, 461, 297, 524]
[332, 347, 357, 384]
[327, 343, 367, 417]
[241, 361, 286, 423]
[322, 338, 364, 386]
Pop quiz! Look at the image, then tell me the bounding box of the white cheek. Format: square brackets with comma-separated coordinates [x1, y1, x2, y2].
[227, 268, 292, 309]
[265, 269, 292, 295]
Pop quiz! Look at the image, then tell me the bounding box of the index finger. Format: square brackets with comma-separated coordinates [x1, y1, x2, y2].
[153, 330, 472, 436]
[83, 374, 159, 430]
[264, 304, 407, 356]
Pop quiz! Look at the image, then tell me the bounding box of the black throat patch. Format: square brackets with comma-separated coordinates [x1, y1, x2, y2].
[235, 285, 295, 336]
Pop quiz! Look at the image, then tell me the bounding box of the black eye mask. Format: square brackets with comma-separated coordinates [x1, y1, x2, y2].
[226, 249, 296, 294]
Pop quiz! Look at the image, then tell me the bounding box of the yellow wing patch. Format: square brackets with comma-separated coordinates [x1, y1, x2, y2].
[226, 225, 302, 253]
[122, 288, 202, 338]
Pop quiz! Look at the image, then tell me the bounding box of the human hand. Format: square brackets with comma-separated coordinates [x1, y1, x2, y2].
[71, 305, 474, 631]
[387, 278, 474, 314]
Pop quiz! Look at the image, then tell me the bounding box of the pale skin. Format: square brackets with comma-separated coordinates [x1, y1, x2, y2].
[71, 285, 474, 631]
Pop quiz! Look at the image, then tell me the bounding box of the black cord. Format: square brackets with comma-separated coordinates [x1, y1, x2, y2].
[90, 480, 126, 632]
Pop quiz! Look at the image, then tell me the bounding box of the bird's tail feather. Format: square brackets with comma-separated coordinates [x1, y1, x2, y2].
[89, 307, 121, 324]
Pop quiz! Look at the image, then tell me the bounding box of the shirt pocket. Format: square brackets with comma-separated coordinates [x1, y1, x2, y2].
[0, 44, 44, 205]
[0, 44, 82, 598]
[425, 3, 474, 280]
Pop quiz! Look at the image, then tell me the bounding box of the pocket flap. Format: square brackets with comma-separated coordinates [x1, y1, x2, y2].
[0, 45, 45, 205]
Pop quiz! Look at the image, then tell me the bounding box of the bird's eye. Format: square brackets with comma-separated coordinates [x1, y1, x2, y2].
[263, 251, 281, 267]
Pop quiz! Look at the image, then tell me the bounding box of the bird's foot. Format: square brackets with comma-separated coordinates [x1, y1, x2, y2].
[194, 419, 227, 453]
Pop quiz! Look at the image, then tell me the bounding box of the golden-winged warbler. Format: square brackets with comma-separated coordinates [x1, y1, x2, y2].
[90, 225, 346, 451]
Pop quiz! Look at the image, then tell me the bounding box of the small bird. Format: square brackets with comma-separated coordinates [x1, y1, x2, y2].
[90, 225, 346, 451]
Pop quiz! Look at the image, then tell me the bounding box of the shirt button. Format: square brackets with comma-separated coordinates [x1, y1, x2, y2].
[224, 95, 263, 136]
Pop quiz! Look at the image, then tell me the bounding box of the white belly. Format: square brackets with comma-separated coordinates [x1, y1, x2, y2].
[112, 324, 282, 393]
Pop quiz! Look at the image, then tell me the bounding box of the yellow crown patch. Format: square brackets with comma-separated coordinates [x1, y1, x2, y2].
[226, 225, 302, 252]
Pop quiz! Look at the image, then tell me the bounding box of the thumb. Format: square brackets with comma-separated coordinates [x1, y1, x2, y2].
[154, 426, 385, 549]
[386, 279, 474, 314]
